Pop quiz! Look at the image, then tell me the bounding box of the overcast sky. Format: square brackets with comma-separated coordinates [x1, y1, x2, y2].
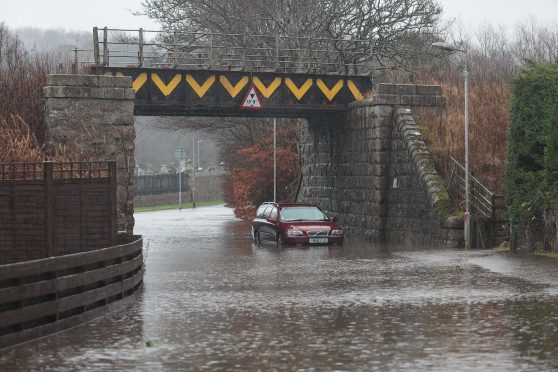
[1, 0, 557, 32]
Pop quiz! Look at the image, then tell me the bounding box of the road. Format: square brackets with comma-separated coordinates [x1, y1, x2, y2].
[3, 205, 558, 370]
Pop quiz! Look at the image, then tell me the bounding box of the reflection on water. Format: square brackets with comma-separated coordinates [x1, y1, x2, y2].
[2, 206, 558, 370]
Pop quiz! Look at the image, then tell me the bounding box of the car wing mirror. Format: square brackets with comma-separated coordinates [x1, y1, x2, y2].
[267, 217, 278, 224]
[330, 216, 338, 222]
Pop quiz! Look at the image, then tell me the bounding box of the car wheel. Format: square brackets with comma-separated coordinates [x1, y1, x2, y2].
[276, 233, 285, 247]
[255, 231, 261, 245]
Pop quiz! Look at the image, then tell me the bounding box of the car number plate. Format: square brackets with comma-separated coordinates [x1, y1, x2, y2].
[309, 238, 328, 244]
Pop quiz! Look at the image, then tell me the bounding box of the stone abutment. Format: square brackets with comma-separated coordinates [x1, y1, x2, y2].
[44, 75, 136, 234]
[298, 84, 463, 247]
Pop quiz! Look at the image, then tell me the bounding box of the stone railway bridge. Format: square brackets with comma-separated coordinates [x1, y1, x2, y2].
[44, 74, 462, 248]
[45, 28, 463, 247]
[0, 26, 464, 351]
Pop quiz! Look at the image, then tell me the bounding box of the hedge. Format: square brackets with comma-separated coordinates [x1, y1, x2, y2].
[506, 61, 558, 229]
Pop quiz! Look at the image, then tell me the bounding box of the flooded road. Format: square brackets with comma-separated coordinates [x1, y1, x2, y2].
[3, 205, 558, 370]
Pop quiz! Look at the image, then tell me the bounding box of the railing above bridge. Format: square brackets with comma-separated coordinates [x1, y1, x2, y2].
[84, 27, 375, 75]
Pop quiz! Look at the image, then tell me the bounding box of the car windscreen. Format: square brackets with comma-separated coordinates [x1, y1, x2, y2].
[279, 207, 328, 222]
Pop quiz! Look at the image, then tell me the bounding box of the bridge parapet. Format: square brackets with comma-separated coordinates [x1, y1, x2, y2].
[84, 27, 375, 76]
[369, 83, 445, 107]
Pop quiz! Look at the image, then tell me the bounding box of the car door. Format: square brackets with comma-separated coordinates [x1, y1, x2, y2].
[252, 204, 268, 239]
[258, 206, 276, 241]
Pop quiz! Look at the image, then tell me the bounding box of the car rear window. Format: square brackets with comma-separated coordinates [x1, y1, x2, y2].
[262, 206, 273, 218]
[280, 207, 328, 222]
[256, 205, 267, 218]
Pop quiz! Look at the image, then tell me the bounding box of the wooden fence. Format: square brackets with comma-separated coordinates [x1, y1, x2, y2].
[0, 162, 117, 264]
[0, 235, 143, 349]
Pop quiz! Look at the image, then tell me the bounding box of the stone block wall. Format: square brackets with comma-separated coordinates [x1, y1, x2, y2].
[298, 119, 337, 213]
[298, 84, 463, 248]
[44, 74, 136, 234]
[386, 109, 462, 248]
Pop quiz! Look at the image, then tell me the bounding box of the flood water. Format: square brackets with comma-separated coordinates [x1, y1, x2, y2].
[3, 205, 558, 370]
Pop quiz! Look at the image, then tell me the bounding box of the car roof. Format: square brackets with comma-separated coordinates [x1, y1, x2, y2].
[259, 202, 319, 208]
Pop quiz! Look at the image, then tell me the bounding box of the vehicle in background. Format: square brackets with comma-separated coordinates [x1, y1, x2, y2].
[251, 202, 344, 246]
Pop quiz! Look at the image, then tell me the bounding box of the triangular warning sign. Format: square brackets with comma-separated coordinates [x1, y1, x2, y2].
[240, 84, 263, 110]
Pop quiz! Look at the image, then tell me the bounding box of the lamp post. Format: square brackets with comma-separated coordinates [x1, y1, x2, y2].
[192, 132, 196, 208]
[273, 117, 277, 203]
[197, 139, 203, 169]
[175, 148, 186, 210]
[432, 41, 470, 249]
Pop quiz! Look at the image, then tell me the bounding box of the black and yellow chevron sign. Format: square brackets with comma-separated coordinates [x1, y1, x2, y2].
[100, 68, 371, 117]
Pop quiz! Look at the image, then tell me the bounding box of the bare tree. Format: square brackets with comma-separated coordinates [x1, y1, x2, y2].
[140, 0, 444, 72]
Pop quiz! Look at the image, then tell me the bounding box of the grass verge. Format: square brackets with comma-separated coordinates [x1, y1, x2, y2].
[134, 199, 224, 213]
[533, 251, 558, 260]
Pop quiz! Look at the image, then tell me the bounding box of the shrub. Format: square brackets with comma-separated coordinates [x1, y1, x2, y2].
[506, 61, 558, 250]
[0, 23, 82, 163]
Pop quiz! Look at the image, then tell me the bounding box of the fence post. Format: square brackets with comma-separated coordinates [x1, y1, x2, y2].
[109, 161, 117, 245]
[138, 28, 144, 67]
[45, 162, 55, 257]
[307, 37, 312, 72]
[242, 32, 247, 70]
[93, 27, 100, 66]
[275, 35, 279, 70]
[173, 31, 178, 67]
[208, 33, 213, 69]
[103, 27, 109, 66]
[72, 48, 78, 74]
[369, 39, 375, 76]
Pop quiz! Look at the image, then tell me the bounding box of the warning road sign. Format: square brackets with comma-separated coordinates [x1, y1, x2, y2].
[240, 84, 263, 110]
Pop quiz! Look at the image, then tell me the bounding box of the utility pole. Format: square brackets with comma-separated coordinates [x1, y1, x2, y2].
[178, 158, 182, 210]
[273, 118, 277, 203]
[175, 148, 186, 210]
[192, 133, 196, 208]
[432, 41, 470, 249]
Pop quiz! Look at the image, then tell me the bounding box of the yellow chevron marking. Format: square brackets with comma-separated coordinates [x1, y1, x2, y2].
[220, 75, 249, 98]
[115, 72, 124, 77]
[252, 77, 281, 98]
[316, 79, 344, 102]
[285, 78, 313, 100]
[104, 72, 113, 76]
[347, 80, 364, 101]
[151, 73, 182, 96]
[186, 74, 216, 98]
[132, 73, 147, 92]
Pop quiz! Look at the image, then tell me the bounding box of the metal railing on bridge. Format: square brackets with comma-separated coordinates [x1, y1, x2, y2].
[76, 27, 376, 75]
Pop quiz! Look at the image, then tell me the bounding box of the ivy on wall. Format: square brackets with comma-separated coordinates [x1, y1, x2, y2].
[506, 61, 558, 231]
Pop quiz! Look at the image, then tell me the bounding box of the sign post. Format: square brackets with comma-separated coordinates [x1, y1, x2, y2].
[175, 148, 186, 210]
[240, 84, 274, 199]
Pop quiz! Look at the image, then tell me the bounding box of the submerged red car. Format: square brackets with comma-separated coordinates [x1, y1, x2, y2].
[251, 202, 344, 246]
